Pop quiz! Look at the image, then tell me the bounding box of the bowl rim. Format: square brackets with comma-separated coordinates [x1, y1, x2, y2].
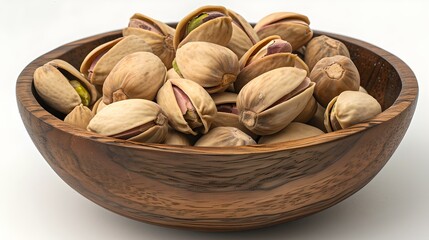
[16, 29, 419, 155]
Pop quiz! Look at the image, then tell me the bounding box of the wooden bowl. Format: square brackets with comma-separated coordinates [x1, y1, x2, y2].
[16, 29, 418, 231]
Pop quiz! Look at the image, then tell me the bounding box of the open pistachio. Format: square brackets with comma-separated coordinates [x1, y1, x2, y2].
[164, 127, 192, 146]
[64, 104, 94, 129]
[237, 67, 315, 135]
[294, 96, 318, 123]
[102, 52, 166, 104]
[87, 99, 168, 143]
[174, 5, 232, 50]
[234, 35, 308, 93]
[324, 91, 382, 132]
[305, 35, 350, 71]
[80, 35, 152, 86]
[259, 122, 324, 144]
[210, 92, 258, 139]
[226, 9, 259, 59]
[34, 59, 98, 114]
[157, 78, 217, 135]
[166, 68, 182, 81]
[254, 12, 313, 50]
[311, 55, 360, 107]
[174, 41, 239, 93]
[123, 13, 175, 68]
[195, 127, 256, 147]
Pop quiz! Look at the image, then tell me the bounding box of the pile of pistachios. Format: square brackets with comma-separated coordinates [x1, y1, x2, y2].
[33, 5, 382, 147]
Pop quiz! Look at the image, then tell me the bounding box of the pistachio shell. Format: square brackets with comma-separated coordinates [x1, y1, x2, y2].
[174, 5, 232, 50]
[254, 12, 313, 50]
[307, 102, 327, 133]
[310, 55, 360, 107]
[123, 13, 175, 68]
[87, 99, 168, 143]
[237, 67, 315, 135]
[156, 78, 217, 135]
[102, 52, 166, 104]
[324, 91, 382, 132]
[226, 9, 259, 58]
[64, 104, 94, 129]
[166, 68, 182, 80]
[80, 35, 152, 86]
[175, 41, 239, 93]
[294, 96, 317, 123]
[305, 35, 350, 71]
[34, 59, 98, 114]
[234, 36, 306, 93]
[259, 122, 324, 144]
[164, 127, 192, 146]
[210, 92, 258, 139]
[91, 97, 106, 115]
[194, 127, 256, 147]
[359, 86, 368, 94]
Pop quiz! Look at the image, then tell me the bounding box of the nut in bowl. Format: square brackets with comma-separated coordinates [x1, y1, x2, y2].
[16, 5, 418, 231]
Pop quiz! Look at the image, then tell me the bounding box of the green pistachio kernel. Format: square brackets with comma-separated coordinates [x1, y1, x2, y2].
[69, 80, 91, 106]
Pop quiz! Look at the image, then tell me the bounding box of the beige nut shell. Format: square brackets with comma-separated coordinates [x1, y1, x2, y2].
[237, 67, 315, 135]
[80, 35, 152, 86]
[34, 59, 98, 114]
[195, 127, 256, 147]
[64, 104, 94, 129]
[226, 9, 259, 59]
[123, 13, 175, 68]
[87, 99, 168, 143]
[164, 127, 192, 146]
[324, 91, 382, 132]
[102, 52, 166, 104]
[293, 96, 318, 123]
[174, 5, 233, 50]
[254, 12, 313, 50]
[175, 41, 239, 93]
[310, 55, 360, 107]
[305, 35, 350, 71]
[259, 122, 324, 144]
[156, 78, 217, 135]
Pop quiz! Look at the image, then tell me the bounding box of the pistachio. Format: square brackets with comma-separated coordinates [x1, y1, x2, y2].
[305, 35, 350, 71]
[359, 86, 368, 94]
[64, 104, 94, 129]
[123, 13, 176, 68]
[310, 55, 360, 107]
[237, 67, 315, 135]
[234, 35, 308, 93]
[174, 41, 239, 93]
[164, 127, 192, 146]
[80, 35, 152, 86]
[307, 102, 327, 133]
[254, 12, 313, 50]
[259, 122, 324, 144]
[87, 99, 168, 143]
[194, 127, 256, 147]
[174, 5, 232, 50]
[293, 96, 318, 123]
[91, 97, 106, 115]
[34, 59, 98, 114]
[226, 9, 259, 58]
[166, 68, 182, 81]
[102, 52, 166, 104]
[324, 91, 382, 132]
[157, 78, 217, 135]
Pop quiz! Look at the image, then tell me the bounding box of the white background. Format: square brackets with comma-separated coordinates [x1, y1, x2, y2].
[1, 0, 428, 239]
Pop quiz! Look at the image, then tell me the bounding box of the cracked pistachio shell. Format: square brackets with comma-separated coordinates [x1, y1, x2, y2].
[102, 52, 166, 104]
[175, 41, 239, 93]
[305, 35, 350, 71]
[237, 67, 315, 135]
[226, 9, 259, 59]
[123, 13, 175, 68]
[174, 5, 233, 50]
[195, 127, 256, 147]
[166, 68, 182, 80]
[64, 104, 94, 129]
[307, 102, 327, 133]
[259, 122, 324, 144]
[80, 35, 152, 86]
[254, 12, 313, 50]
[157, 78, 217, 135]
[324, 91, 382, 132]
[234, 35, 308, 93]
[164, 127, 192, 146]
[34, 59, 98, 114]
[210, 92, 258, 139]
[88, 99, 168, 143]
[311, 55, 360, 107]
[91, 97, 106, 115]
[294, 96, 318, 123]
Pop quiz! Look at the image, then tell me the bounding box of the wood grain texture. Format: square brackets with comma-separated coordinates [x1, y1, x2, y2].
[16, 28, 418, 231]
